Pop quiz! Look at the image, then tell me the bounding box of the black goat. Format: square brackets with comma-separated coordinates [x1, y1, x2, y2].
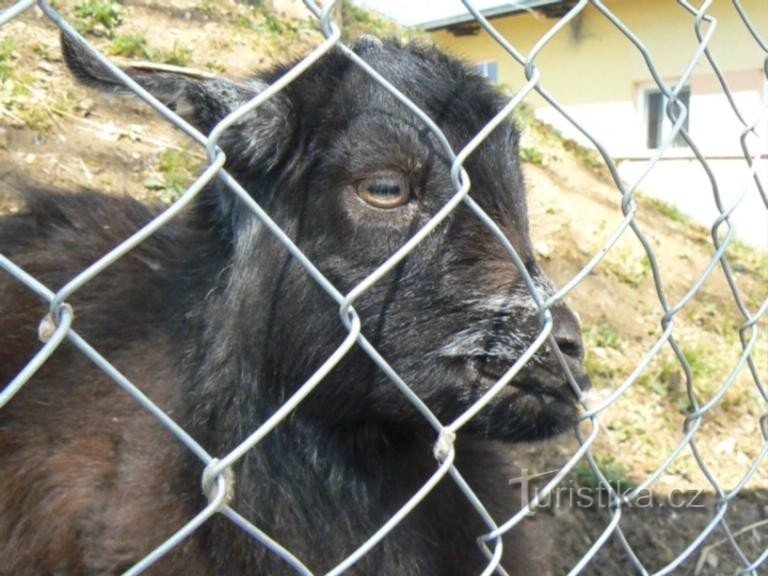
[0, 34, 589, 575]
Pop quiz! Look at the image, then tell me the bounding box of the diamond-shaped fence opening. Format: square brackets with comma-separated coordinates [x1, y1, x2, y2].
[0, 1, 766, 575]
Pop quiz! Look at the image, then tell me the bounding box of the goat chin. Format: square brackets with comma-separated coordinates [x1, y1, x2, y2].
[0, 34, 589, 575]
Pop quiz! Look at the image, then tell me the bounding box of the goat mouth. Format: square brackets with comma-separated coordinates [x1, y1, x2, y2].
[451, 355, 583, 442]
[467, 356, 581, 403]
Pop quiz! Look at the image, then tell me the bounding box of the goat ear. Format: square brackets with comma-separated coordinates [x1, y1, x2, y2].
[61, 31, 266, 135]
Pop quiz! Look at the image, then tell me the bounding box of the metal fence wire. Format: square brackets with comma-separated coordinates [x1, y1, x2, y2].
[0, 0, 766, 574]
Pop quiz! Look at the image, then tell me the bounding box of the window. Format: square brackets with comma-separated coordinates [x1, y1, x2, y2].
[645, 87, 690, 149]
[474, 61, 499, 84]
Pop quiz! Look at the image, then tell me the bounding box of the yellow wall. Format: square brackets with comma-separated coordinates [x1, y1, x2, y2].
[431, 0, 767, 108]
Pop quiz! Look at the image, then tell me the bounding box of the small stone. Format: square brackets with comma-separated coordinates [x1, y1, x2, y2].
[78, 98, 95, 113]
[714, 437, 736, 456]
[37, 61, 55, 74]
[143, 176, 165, 190]
[535, 241, 553, 259]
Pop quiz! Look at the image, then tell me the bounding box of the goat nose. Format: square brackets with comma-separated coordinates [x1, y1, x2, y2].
[550, 304, 584, 362]
[549, 303, 592, 393]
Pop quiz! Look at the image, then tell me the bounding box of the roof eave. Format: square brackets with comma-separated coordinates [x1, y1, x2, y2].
[418, 0, 570, 30]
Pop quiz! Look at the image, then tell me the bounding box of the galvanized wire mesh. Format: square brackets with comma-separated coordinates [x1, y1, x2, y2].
[0, 0, 766, 574]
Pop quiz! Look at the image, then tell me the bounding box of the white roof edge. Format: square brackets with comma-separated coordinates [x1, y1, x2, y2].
[417, 1, 569, 30]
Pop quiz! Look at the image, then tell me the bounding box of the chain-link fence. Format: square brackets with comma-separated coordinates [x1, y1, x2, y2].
[0, 0, 766, 574]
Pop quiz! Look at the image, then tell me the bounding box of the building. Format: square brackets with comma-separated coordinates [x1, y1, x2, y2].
[424, 0, 767, 248]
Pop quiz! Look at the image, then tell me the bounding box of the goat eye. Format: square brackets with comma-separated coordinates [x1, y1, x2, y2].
[356, 175, 411, 209]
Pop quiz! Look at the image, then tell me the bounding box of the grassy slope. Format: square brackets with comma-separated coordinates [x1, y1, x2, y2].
[519, 111, 766, 492]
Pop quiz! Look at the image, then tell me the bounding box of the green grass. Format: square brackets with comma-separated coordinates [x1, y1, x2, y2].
[520, 146, 544, 165]
[160, 42, 192, 66]
[32, 42, 53, 62]
[727, 239, 768, 282]
[339, 0, 424, 41]
[635, 342, 740, 415]
[233, 14, 255, 29]
[682, 346, 714, 380]
[0, 38, 18, 82]
[605, 252, 651, 288]
[0, 58, 57, 132]
[573, 455, 637, 492]
[583, 354, 616, 384]
[562, 138, 604, 172]
[581, 324, 625, 386]
[145, 149, 202, 204]
[110, 34, 154, 59]
[104, 36, 195, 68]
[586, 324, 624, 350]
[512, 103, 535, 128]
[74, 1, 123, 38]
[511, 103, 609, 176]
[643, 196, 692, 225]
[200, 0, 222, 18]
[18, 105, 53, 132]
[0, 79, 29, 104]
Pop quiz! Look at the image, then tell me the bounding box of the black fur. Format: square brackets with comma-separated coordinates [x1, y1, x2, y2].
[0, 35, 589, 575]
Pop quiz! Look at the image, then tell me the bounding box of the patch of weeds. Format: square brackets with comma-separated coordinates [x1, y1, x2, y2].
[110, 34, 154, 59]
[200, 0, 221, 18]
[204, 60, 227, 74]
[676, 395, 693, 413]
[657, 359, 682, 393]
[689, 302, 719, 332]
[508, 106, 610, 175]
[643, 195, 691, 225]
[145, 149, 202, 204]
[727, 239, 768, 282]
[160, 42, 192, 67]
[682, 346, 714, 381]
[243, 11, 309, 53]
[573, 455, 636, 492]
[638, 344, 723, 412]
[509, 102, 566, 148]
[719, 390, 745, 412]
[18, 106, 53, 133]
[33, 43, 53, 62]
[0, 77, 29, 110]
[0, 38, 18, 81]
[586, 324, 624, 350]
[74, 1, 123, 38]
[268, 11, 291, 34]
[606, 252, 650, 288]
[520, 146, 544, 165]
[339, 0, 424, 41]
[682, 295, 743, 344]
[636, 351, 682, 400]
[562, 138, 604, 172]
[233, 14, 255, 29]
[583, 353, 615, 383]
[512, 103, 535, 129]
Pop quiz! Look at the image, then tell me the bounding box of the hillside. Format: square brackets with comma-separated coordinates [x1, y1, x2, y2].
[1, 1, 766, 574]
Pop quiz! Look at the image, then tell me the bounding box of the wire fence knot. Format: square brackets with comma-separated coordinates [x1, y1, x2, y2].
[202, 459, 236, 511]
[38, 303, 73, 343]
[433, 428, 456, 463]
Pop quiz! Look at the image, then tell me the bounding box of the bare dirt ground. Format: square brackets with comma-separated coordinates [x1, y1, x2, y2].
[1, 1, 766, 574]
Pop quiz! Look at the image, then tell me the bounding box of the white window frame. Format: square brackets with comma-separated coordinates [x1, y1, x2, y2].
[642, 85, 691, 150]
[474, 60, 499, 84]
